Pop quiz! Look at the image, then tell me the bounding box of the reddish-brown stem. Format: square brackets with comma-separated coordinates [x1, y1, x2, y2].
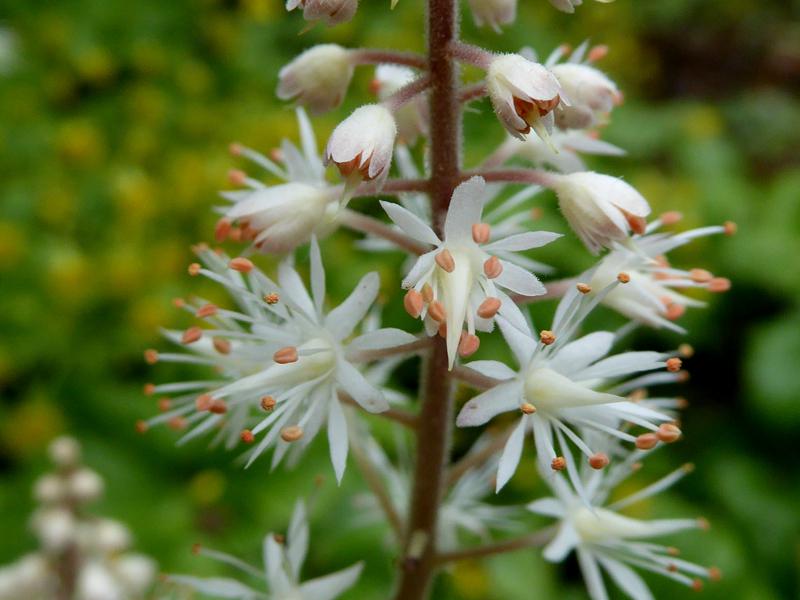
[434, 526, 557, 565]
[350, 49, 428, 69]
[383, 75, 432, 111]
[391, 1, 460, 598]
[339, 209, 429, 255]
[448, 40, 492, 69]
[465, 168, 557, 187]
[445, 426, 513, 487]
[512, 277, 576, 303]
[353, 178, 431, 196]
[339, 391, 419, 430]
[459, 81, 488, 103]
[452, 365, 502, 390]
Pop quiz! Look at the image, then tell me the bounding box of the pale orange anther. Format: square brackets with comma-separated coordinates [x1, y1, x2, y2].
[539, 330, 556, 345]
[666, 546, 680, 557]
[678, 343, 694, 358]
[229, 257, 254, 273]
[215, 219, 232, 242]
[172, 297, 186, 308]
[228, 169, 247, 186]
[280, 425, 303, 442]
[428, 300, 446, 323]
[665, 303, 685, 321]
[143, 383, 156, 396]
[551, 456, 566, 471]
[240, 430, 255, 444]
[660, 211, 683, 225]
[692, 579, 703, 592]
[635, 433, 659, 450]
[368, 78, 382, 95]
[708, 277, 730, 293]
[682, 463, 695, 473]
[677, 370, 690, 383]
[229, 142, 243, 156]
[697, 517, 710, 531]
[617, 272, 631, 284]
[559, 43, 572, 54]
[229, 227, 243, 242]
[403, 289, 424, 318]
[209, 399, 228, 414]
[273, 346, 298, 364]
[182, 326, 203, 344]
[458, 333, 480, 358]
[421, 283, 434, 303]
[196, 303, 218, 319]
[144, 349, 159, 364]
[657, 423, 682, 443]
[484, 256, 503, 279]
[195, 394, 214, 412]
[588, 44, 609, 62]
[723, 221, 737, 236]
[213, 337, 231, 355]
[435, 249, 456, 273]
[241, 225, 258, 241]
[135, 420, 148, 434]
[472, 223, 491, 244]
[708, 566, 722, 581]
[690, 268, 713, 283]
[520, 402, 536, 415]
[576, 283, 592, 294]
[158, 398, 171, 412]
[625, 213, 647, 235]
[589, 453, 609, 470]
[530, 207, 543, 221]
[628, 388, 647, 402]
[269, 148, 284, 163]
[477, 297, 501, 319]
[676, 396, 689, 409]
[192, 242, 210, 253]
[260, 395, 276, 411]
[666, 357, 682, 372]
[437, 322, 447, 338]
[264, 292, 280, 305]
[188, 263, 201, 276]
[168, 416, 187, 431]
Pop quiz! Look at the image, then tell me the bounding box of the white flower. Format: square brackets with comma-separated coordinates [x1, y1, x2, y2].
[220, 109, 340, 254]
[112, 554, 158, 597]
[76, 561, 124, 600]
[34, 474, 66, 505]
[456, 282, 681, 492]
[66, 468, 104, 503]
[586, 217, 733, 331]
[529, 459, 717, 599]
[551, 171, 651, 254]
[467, 0, 517, 32]
[548, 0, 614, 14]
[495, 129, 625, 173]
[31, 507, 76, 553]
[487, 54, 564, 141]
[277, 44, 354, 114]
[49, 436, 81, 468]
[382, 176, 560, 367]
[147, 239, 421, 482]
[325, 104, 397, 186]
[286, 0, 358, 27]
[171, 500, 363, 600]
[372, 65, 428, 145]
[551, 63, 619, 130]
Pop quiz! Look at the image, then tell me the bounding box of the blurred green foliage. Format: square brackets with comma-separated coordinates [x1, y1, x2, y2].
[1, 0, 799, 598]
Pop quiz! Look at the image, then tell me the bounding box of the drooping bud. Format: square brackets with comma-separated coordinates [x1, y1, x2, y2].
[551, 63, 619, 129]
[277, 44, 354, 114]
[467, 0, 517, 32]
[286, 0, 358, 27]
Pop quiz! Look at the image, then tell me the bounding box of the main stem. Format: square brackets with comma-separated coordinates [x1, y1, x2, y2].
[392, 1, 460, 599]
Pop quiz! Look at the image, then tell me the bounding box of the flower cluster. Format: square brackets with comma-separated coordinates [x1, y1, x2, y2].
[0, 437, 156, 600]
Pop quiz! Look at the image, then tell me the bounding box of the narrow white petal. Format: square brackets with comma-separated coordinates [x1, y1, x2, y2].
[464, 360, 517, 381]
[279, 261, 316, 321]
[495, 418, 527, 492]
[402, 251, 436, 289]
[526, 497, 566, 518]
[495, 288, 530, 333]
[310, 236, 325, 316]
[577, 548, 610, 600]
[336, 359, 389, 413]
[444, 176, 486, 243]
[298, 563, 364, 600]
[596, 556, 654, 600]
[456, 380, 523, 427]
[263, 536, 292, 595]
[484, 231, 562, 252]
[380, 200, 440, 245]
[495, 260, 546, 297]
[348, 328, 418, 353]
[287, 501, 308, 580]
[166, 576, 261, 599]
[578, 351, 665, 380]
[327, 399, 349, 484]
[543, 523, 579, 562]
[496, 314, 537, 366]
[324, 272, 380, 341]
[549, 331, 615, 375]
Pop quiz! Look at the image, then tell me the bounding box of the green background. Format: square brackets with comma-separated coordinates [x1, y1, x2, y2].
[1, 0, 799, 598]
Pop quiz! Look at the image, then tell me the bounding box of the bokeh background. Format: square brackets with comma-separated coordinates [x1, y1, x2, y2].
[1, 0, 799, 598]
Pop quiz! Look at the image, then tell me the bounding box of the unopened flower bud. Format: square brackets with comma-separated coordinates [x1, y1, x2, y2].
[325, 104, 397, 185]
[551, 63, 619, 129]
[467, 0, 517, 32]
[277, 44, 354, 114]
[286, 0, 358, 27]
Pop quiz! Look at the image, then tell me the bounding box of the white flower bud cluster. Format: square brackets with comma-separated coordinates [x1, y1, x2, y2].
[0, 437, 157, 600]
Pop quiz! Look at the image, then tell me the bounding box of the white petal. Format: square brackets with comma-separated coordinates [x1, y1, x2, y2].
[549, 331, 615, 375]
[309, 236, 325, 316]
[380, 200, 440, 245]
[335, 359, 389, 413]
[495, 418, 527, 492]
[348, 328, 418, 353]
[324, 272, 380, 341]
[298, 562, 363, 600]
[495, 260, 546, 297]
[327, 399, 349, 484]
[484, 231, 562, 252]
[577, 548, 610, 600]
[166, 576, 261, 599]
[596, 556, 654, 600]
[495, 288, 530, 333]
[496, 314, 537, 366]
[287, 501, 308, 580]
[279, 261, 316, 321]
[402, 250, 436, 289]
[578, 351, 665, 380]
[543, 522, 579, 562]
[526, 497, 565, 518]
[464, 360, 517, 381]
[444, 176, 486, 243]
[456, 380, 523, 427]
[264, 536, 292, 594]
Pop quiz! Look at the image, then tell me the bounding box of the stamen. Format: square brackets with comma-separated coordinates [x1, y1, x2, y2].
[723, 221, 737, 236]
[483, 256, 503, 279]
[520, 403, 537, 415]
[212, 337, 231, 355]
[158, 398, 171, 412]
[188, 263, 201, 276]
[635, 433, 659, 450]
[143, 383, 155, 396]
[168, 416, 187, 431]
[707, 277, 730, 293]
[476, 297, 501, 319]
[437, 322, 447, 338]
[172, 297, 186, 308]
[428, 301, 446, 323]
[666, 547, 680, 557]
[210, 399, 228, 414]
[589, 453, 609, 469]
[273, 533, 286, 544]
[280, 426, 304, 442]
[135, 420, 148, 434]
[696, 517, 710, 531]
[421, 283, 434, 303]
[656, 423, 682, 443]
[576, 283, 592, 294]
[228, 169, 247, 186]
[617, 272, 631, 284]
[196, 304, 218, 318]
[689, 269, 713, 283]
[182, 326, 203, 344]
[229, 142, 243, 156]
[458, 333, 480, 357]
[274, 346, 299, 364]
[240, 430, 255, 444]
[551, 456, 566, 471]
[263, 293, 280, 305]
[144, 349, 159, 364]
[471, 223, 491, 244]
[539, 330, 556, 345]
[404, 289, 424, 318]
[660, 211, 683, 225]
[260, 396, 276, 411]
[691, 579, 703, 591]
[665, 303, 685, 321]
[708, 566, 722, 581]
[678, 343, 694, 358]
[215, 219, 232, 242]
[666, 357, 682, 372]
[435, 249, 456, 273]
[588, 44, 608, 62]
[229, 257, 254, 273]
[195, 395, 214, 411]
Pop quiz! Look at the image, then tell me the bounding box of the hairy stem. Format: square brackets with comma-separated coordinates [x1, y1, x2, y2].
[465, 168, 557, 187]
[445, 426, 513, 487]
[350, 49, 428, 70]
[392, 1, 460, 598]
[339, 208, 428, 255]
[434, 526, 557, 565]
